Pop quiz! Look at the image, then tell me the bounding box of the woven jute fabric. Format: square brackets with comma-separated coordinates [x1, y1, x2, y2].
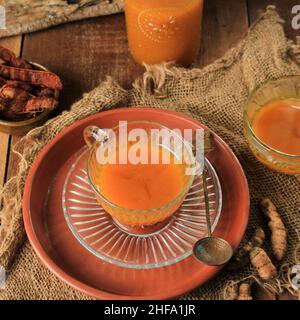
[0, 0, 124, 39]
[0, 6, 300, 300]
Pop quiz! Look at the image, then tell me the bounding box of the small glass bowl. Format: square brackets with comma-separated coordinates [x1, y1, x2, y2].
[244, 76, 300, 176]
[84, 121, 196, 227]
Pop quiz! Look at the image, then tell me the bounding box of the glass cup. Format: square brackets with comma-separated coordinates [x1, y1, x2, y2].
[124, 0, 204, 66]
[244, 76, 300, 177]
[83, 121, 196, 227]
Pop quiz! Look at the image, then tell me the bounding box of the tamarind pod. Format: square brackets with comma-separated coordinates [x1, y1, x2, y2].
[23, 96, 58, 114]
[0, 46, 31, 69]
[35, 87, 55, 97]
[237, 283, 253, 300]
[4, 80, 34, 93]
[0, 85, 33, 102]
[260, 198, 287, 261]
[250, 247, 277, 281]
[0, 97, 6, 111]
[0, 85, 33, 120]
[0, 65, 63, 90]
[5, 80, 52, 97]
[0, 84, 24, 100]
[0, 76, 6, 87]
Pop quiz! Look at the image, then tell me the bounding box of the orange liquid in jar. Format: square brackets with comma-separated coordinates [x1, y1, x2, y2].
[97, 145, 186, 210]
[252, 99, 300, 155]
[124, 0, 204, 66]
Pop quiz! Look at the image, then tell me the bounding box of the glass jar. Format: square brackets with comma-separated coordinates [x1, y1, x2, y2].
[124, 0, 204, 66]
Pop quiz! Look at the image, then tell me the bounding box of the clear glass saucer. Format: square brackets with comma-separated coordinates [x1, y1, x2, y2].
[63, 148, 222, 269]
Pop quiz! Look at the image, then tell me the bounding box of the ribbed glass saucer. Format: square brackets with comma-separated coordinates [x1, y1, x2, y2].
[63, 148, 222, 269]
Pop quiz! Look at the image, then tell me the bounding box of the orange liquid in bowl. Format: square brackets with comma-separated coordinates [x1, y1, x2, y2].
[124, 0, 204, 66]
[90, 143, 192, 226]
[100, 162, 185, 210]
[252, 99, 300, 155]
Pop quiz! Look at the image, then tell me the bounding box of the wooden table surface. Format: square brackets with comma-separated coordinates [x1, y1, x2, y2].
[0, 0, 299, 299]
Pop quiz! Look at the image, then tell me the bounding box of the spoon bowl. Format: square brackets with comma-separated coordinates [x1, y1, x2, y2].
[193, 236, 233, 266]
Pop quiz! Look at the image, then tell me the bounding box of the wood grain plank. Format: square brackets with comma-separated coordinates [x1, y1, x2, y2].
[0, 132, 10, 186]
[0, 36, 22, 186]
[22, 13, 143, 110]
[247, 0, 299, 39]
[196, 0, 249, 68]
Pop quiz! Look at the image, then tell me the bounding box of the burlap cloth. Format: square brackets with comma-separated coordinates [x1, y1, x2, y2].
[0, 6, 299, 300]
[0, 0, 124, 38]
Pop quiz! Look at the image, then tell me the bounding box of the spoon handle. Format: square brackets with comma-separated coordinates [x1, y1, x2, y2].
[202, 168, 212, 237]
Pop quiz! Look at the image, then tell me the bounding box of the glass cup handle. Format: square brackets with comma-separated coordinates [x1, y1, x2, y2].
[83, 126, 109, 148]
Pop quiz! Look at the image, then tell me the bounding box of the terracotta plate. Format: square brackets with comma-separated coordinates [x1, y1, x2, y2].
[23, 108, 249, 300]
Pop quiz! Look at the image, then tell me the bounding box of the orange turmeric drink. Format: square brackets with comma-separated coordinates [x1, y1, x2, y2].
[86, 122, 195, 227]
[124, 0, 204, 66]
[98, 145, 186, 211]
[252, 100, 300, 156]
[245, 99, 300, 175]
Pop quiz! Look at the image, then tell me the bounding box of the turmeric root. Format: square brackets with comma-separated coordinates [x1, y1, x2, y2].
[228, 228, 265, 270]
[225, 284, 238, 300]
[250, 247, 277, 281]
[260, 198, 287, 261]
[237, 283, 253, 300]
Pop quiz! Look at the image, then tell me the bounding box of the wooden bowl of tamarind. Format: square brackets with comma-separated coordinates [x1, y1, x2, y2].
[0, 46, 63, 136]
